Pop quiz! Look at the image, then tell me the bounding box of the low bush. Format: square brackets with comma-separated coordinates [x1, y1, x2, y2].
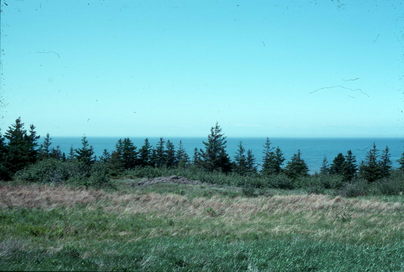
[374, 171, 404, 195]
[14, 159, 87, 183]
[338, 180, 369, 197]
[14, 159, 111, 187]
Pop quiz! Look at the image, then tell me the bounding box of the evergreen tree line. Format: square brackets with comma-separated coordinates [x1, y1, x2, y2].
[1, 118, 403, 183]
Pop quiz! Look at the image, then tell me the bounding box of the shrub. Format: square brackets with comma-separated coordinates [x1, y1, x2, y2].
[297, 175, 344, 190]
[338, 180, 369, 197]
[265, 174, 295, 189]
[15, 159, 90, 184]
[86, 162, 111, 187]
[374, 171, 404, 195]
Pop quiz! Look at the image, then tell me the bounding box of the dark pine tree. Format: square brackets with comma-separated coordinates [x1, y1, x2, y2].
[342, 150, 357, 181]
[320, 157, 330, 175]
[68, 146, 75, 161]
[261, 138, 273, 175]
[360, 143, 382, 182]
[330, 153, 345, 175]
[285, 150, 309, 179]
[50, 146, 64, 160]
[193, 148, 201, 167]
[99, 149, 111, 163]
[234, 142, 247, 175]
[121, 138, 138, 169]
[139, 138, 153, 167]
[0, 130, 9, 180]
[154, 138, 166, 168]
[379, 146, 392, 178]
[4, 117, 40, 174]
[176, 141, 189, 168]
[75, 136, 95, 166]
[399, 152, 404, 171]
[246, 149, 257, 174]
[261, 138, 284, 175]
[165, 140, 177, 168]
[26, 124, 40, 163]
[39, 133, 52, 159]
[200, 123, 231, 173]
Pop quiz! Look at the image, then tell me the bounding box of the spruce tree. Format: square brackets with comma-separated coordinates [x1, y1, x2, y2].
[39, 133, 52, 159]
[399, 152, 404, 171]
[342, 150, 357, 181]
[99, 149, 111, 163]
[200, 123, 231, 172]
[139, 138, 153, 167]
[193, 148, 201, 167]
[165, 140, 177, 168]
[120, 138, 138, 169]
[261, 138, 284, 175]
[68, 146, 75, 161]
[261, 138, 273, 175]
[320, 157, 329, 175]
[379, 146, 391, 178]
[75, 136, 95, 166]
[4, 117, 40, 173]
[176, 141, 189, 168]
[154, 138, 166, 167]
[330, 153, 345, 175]
[360, 143, 382, 182]
[50, 146, 64, 160]
[234, 142, 247, 175]
[0, 131, 9, 180]
[285, 150, 309, 179]
[246, 149, 257, 174]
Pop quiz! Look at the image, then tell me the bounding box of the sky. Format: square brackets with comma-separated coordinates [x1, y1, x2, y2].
[1, 0, 403, 137]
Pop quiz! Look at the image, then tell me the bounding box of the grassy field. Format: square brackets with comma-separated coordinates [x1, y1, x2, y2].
[0, 180, 403, 271]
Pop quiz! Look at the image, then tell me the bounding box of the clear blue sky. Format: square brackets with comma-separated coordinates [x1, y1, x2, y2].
[1, 0, 403, 137]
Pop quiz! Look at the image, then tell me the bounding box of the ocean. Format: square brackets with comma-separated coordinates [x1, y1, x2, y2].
[50, 137, 403, 173]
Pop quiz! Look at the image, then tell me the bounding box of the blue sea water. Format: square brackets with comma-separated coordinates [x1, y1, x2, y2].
[51, 137, 403, 173]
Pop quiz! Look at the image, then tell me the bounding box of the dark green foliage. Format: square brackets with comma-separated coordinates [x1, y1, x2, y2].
[86, 162, 111, 187]
[399, 152, 404, 170]
[360, 144, 382, 182]
[75, 137, 95, 166]
[261, 138, 284, 175]
[153, 138, 166, 168]
[234, 142, 248, 175]
[199, 123, 231, 173]
[39, 133, 52, 159]
[165, 140, 177, 168]
[265, 174, 295, 189]
[68, 147, 75, 161]
[285, 150, 309, 179]
[193, 148, 201, 167]
[0, 131, 9, 180]
[119, 138, 138, 169]
[176, 141, 189, 168]
[374, 171, 404, 195]
[99, 149, 111, 163]
[338, 180, 369, 197]
[379, 146, 391, 178]
[342, 150, 357, 181]
[298, 174, 344, 190]
[139, 138, 153, 167]
[4, 118, 40, 175]
[246, 150, 257, 174]
[319, 157, 329, 175]
[330, 153, 345, 175]
[14, 159, 88, 183]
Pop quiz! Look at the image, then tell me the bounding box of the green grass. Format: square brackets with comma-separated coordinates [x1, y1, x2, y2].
[0, 182, 403, 271]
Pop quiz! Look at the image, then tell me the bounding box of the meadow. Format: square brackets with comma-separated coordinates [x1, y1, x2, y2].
[0, 178, 403, 271]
